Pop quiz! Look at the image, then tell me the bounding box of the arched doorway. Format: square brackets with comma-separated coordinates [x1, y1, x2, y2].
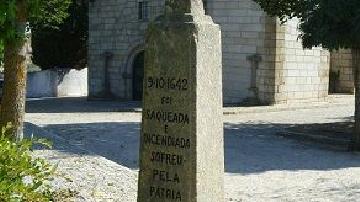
[132, 51, 144, 101]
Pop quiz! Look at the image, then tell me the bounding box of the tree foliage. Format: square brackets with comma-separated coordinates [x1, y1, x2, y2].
[253, 0, 360, 49]
[0, 0, 71, 140]
[0, 0, 71, 43]
[31, 0, 88, 69]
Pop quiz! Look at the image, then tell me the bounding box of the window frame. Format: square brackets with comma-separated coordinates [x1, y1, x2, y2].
[138, 1, 149, 21]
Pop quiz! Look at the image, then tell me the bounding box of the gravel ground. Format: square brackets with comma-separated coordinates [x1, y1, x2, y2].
[25, 97, 360, 202]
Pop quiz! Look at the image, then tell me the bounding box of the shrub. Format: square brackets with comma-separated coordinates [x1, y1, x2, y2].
[0, 123, 55, 201]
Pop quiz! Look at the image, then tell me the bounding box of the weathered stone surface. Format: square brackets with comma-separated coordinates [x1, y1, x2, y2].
[137, 2, 224, 202]
[88, 0, 332, 105]
[330, 49, 355, 94]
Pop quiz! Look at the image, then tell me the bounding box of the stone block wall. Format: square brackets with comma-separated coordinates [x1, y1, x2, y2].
[89, 0, 269, 103]
[330, 49, 354, 94]
[272, 18, 330, 104]
[88, 0, 332, 105]
[198, 1, 330, 104]
[208, 0, 267, 104]
[88, 0, 164, 100]
[256, 16, 281, 105]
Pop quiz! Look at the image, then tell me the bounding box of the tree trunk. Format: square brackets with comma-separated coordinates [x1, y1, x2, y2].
[0, 0, 28, 140]
[350, 48, 360, 151]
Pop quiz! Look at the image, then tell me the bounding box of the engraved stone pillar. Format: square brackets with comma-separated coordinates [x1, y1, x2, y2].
[137, 0, 224, 202]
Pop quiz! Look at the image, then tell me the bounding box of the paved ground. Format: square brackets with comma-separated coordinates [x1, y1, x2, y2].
[25, 96, 360, 201]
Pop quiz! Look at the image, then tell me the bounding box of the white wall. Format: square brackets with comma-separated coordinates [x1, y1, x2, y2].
[27, 69, 87, 98]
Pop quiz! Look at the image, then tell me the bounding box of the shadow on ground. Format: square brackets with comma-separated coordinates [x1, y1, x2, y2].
[224, 121, 360, 173]
[26, 97, 141, 113]
[26, 120, 360, 174]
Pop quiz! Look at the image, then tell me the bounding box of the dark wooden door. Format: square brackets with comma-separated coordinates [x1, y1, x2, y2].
[132, 51, 144, 101]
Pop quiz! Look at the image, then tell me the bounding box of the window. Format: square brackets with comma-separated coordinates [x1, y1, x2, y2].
[203, 0, 208, 15]
[138, 1, 149, 21]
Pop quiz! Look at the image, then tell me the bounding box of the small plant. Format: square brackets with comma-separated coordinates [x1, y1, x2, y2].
[0, 123, 55, 201]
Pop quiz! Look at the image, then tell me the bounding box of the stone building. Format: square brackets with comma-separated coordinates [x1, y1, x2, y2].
[88, 0, 353, 105]
[329, 49, 354, 94]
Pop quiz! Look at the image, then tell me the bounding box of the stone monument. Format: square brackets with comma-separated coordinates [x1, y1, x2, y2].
[137, 0, 224, 201]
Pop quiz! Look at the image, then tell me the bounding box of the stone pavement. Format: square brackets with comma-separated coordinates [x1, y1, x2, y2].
[25, 95, 360, 201]
[224, 94, 354, 114]
[26, 97, 142, 113]
[27, 94, 353, 114]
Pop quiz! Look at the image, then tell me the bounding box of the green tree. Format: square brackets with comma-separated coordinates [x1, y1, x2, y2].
[253, 0, 360, 150]
[0, 0, 71, 140]
[31, 0, 88, 70]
